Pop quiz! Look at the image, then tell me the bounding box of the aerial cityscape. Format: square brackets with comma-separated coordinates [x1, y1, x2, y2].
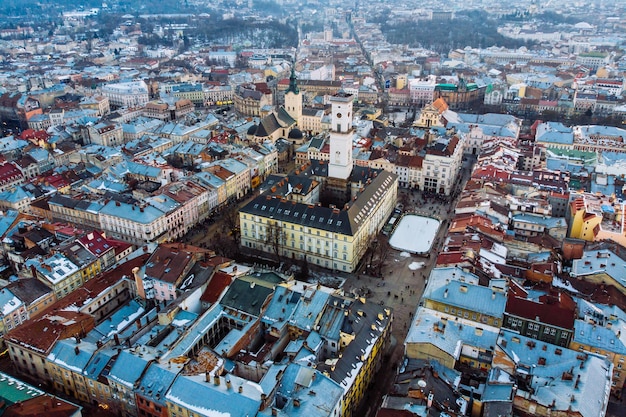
[0, 0, 625, 416]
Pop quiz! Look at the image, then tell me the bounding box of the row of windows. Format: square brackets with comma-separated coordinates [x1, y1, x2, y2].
[243, 241, 351, 270]
[242, 219, 349, 241]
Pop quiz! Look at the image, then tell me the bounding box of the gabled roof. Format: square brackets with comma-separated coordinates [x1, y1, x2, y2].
[270, 363, 343, 417]
[107, 350, 151, 389]
[144, 244, 198, 284]
[327, 298, 392, 391]
[254, 113, 282, 138]
[136, 363, 177, 405]
[219, 277, 274, 317]
[166, 374, 262, 417]
[505, 290, 576, 330]
[200, 271, 233, 305]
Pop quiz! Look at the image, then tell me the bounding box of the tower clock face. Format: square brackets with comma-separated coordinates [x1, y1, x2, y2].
[336, 113, 342, 118]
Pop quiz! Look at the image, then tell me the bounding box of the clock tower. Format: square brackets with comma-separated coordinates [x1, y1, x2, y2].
[328, 92, 354, 180]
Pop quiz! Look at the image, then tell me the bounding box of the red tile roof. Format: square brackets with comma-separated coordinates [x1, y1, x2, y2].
[5, 310, 95, 355]
[77, 230, 114, 258]
[0, 162, 24, 185]
[200, 271, 233, 304]
[505, 290, 576, 330]
[145, 245, 195, 284]
[436, 251, 470, 266]
[4, 394, 80, 417]
[20, 129, 50, 142]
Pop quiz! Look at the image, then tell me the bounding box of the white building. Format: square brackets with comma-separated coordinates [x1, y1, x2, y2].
[408, 75, 437, 105]
[421, 135, 464, 195]
[101, 80, 150, 108]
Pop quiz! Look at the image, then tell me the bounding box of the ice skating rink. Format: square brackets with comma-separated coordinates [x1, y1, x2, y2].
[389, 215, 441, 254]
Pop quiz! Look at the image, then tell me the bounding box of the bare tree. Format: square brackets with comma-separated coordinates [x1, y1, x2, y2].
[374, 235, 392, 277]
[264, 222, 286, 263]
[222, 208, 241, 248]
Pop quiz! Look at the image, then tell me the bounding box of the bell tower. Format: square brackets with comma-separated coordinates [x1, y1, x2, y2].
[284, 63, 302, 125]
[328, 92, 354, 180]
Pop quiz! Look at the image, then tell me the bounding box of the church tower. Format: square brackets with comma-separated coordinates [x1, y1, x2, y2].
[328, 92, 354, 180]
[284, 64, 302, 126]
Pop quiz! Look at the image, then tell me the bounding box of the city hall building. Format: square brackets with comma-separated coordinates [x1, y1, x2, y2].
[240, 93, 398, 272]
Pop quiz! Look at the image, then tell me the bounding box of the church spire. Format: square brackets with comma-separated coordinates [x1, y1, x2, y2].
[286, 61, 299, 95]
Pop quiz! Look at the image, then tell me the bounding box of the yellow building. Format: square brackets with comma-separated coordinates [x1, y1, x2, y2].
[332, 302, 392, 417]
[29, 253, 83, 298]
[171, 86, 204, 106]
[568, 193, 626, 246]
[405, 307, 500, 373]
[240, 167, 397, 273]
[233, 83, 273, 117]
[47, 193, 102, 230]
[5, 311, 96, 386]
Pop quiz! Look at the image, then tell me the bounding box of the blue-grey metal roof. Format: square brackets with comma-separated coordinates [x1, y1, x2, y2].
[288, 289, 331, 332]
[99, 200, 164, 223]
[573, 319, 626, 354]
[107, 350, 151, 389]
[511, 213, 567, 229]
[258, 363, 286, 396]
[165, 374, 262, 417]
[498, 330, 611, 417]
[266, 363, 343, 417]
[0, 210, 19, 237]
[161, 305, 229, 362]
[261, 285, 300, 331]
[424, 280, 506, 319]
[135, 363, 177, 405]
[48, 339, 97, 374]
[86, 300, 146, 343]
[571, 249, 626, 287]
[84, 348, 115, 381]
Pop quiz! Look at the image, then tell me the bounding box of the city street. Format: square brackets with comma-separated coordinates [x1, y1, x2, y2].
[342, 187, 463, 417]
[341, 165, 472, 417]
